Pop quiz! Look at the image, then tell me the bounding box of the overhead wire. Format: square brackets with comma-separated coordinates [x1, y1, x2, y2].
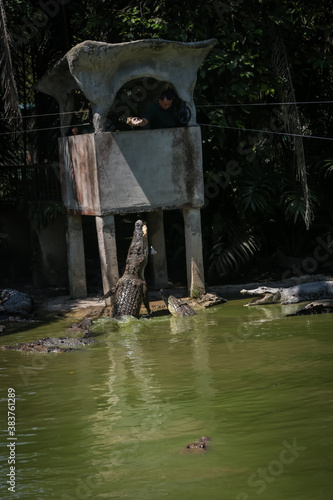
[1, 101, 331, 122]
[197, 100, 333, 107]
[197, 123, 333, 141]
[0, 109, 90, 121]
[0, 122, 90, 136]
[0, 100, 332, 140]
[196, 99, 333, 140]
[0, 120, 332, 141]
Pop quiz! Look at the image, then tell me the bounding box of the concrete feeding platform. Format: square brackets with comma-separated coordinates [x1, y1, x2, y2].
[59, 127, 203, 215]
[37, 38, 217, 301]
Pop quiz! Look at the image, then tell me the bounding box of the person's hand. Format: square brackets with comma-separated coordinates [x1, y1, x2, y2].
[127, 117, 143, 126]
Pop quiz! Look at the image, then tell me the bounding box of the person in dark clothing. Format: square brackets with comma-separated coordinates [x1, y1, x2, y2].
[127, 89, 180, 129]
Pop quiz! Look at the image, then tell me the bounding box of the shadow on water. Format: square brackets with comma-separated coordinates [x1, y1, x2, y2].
[0, 300, 332, 499]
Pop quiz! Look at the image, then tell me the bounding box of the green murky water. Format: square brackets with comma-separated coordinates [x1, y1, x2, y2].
[0, 300, 333, 499]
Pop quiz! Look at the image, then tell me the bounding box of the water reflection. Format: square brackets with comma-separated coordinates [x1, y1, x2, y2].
[0, 303, 332, 499]
[241, 303, 300, 323]
[169, 315, 196, 336]
[192, 318, 217, 406]
[91, 312, 221, 448]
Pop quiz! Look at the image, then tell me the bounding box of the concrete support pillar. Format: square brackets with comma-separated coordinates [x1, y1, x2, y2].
[183, 208, 205, 297]
[95, 215, 119, 302]
[66, 214, 87, 299]
[146, 211, 168, 289]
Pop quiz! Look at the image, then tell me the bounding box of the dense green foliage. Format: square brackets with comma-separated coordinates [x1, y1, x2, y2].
[1, 0, 333, 282]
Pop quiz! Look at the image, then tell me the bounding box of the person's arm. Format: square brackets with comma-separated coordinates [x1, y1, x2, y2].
[126, 117, 148, 127]
[127, 102, 156, 128]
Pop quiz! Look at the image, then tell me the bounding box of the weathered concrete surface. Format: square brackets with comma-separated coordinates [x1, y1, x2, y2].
[59, 134, 99, 214]
[59, 127, 205, 296]
[183, 208, 205, 296]
[146, 211, 168, 289]
[36, 38, 217, 132]
[0, 209, 32, 282]
[95, 215, 119, 299]
[31, 215, 68, 287]
[66, 214, 87, 299]
[38, 38, 217, 298]
[59, 127, 204, 215]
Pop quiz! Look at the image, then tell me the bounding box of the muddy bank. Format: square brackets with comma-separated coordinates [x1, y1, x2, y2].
[2, 274, 331, 326]
[38, 273, 331, 319]
[1, 274, 332, 344]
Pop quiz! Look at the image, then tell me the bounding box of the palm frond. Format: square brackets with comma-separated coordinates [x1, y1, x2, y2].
[0, 0, 22, 127]
[281, 189, 319, 225]
[208, 233, 261, 278]
[316, 159, 333, 178]
[237, 164, 276, 214]
[272, 25, 312, 228]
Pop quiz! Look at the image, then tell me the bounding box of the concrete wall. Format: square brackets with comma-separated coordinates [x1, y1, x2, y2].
[0, 209, 32, 283]
[0, 210, 68, 288]
[32, 215, 68, 287]
[59, 126, 204, 216]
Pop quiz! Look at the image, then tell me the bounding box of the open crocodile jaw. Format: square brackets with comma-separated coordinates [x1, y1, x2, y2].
[246, 293, 276, 305]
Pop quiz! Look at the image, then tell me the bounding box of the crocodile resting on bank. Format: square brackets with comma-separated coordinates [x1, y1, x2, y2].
[102, 220, 150, 318]
[0, 288, 34, 318]
[241, 280, 333, 305]
[287, 299, 333, 316]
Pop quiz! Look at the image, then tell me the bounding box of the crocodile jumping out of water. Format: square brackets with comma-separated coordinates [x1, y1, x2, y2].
[241, 280, 333, 305]
[102, 220, 151, 318]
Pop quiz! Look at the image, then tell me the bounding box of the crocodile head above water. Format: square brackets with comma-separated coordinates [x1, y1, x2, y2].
[125, 220, 148, 278]
[240, 286, 282, 305]
[160, 289, 196, 316]
[101, 219, 150, 318]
